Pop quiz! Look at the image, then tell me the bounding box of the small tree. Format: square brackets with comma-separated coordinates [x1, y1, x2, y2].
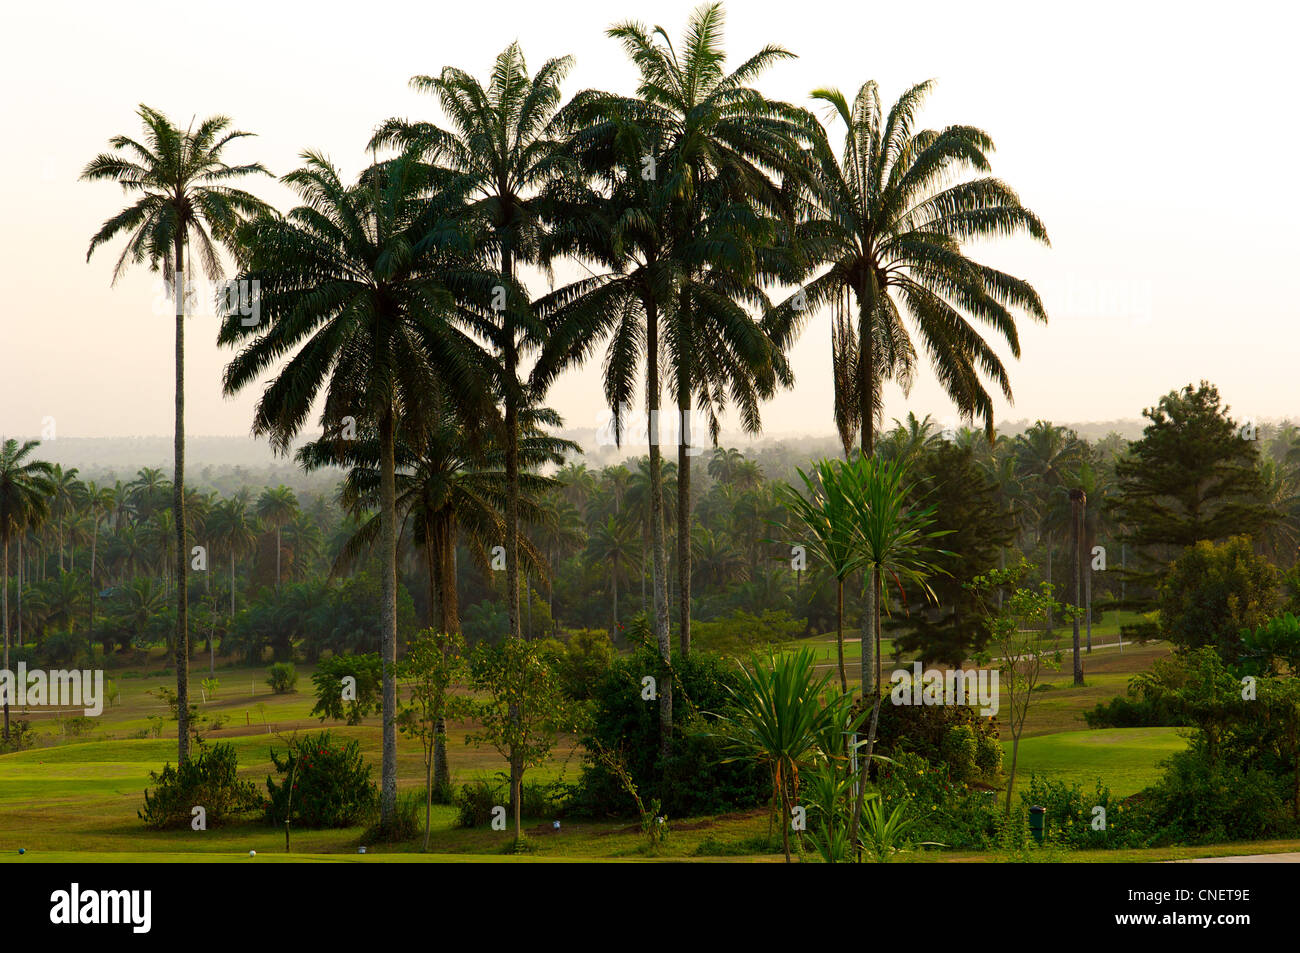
[310, 654, 382, 725]
[398, 630, 469, 850]
[466, 639, 575, 845]
[970, 561, 1075, 812]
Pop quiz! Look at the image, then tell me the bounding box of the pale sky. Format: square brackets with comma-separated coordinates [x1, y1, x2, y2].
[2, 0, 1297, 445]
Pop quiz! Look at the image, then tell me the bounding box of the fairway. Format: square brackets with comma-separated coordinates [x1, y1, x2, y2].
[1005, 727, 1188, 798]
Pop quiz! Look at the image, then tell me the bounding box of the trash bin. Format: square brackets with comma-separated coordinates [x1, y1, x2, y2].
[1029, 805, 1045, 845]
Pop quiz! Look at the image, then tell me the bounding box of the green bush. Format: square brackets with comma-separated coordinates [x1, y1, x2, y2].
[1020, 775, 1122, 850]
[874, 751, 1000, 850]
[573, 645, 768, 819]
[266, 662, 298, 694]
[1132, 749, 1291, 845]
[874, 697, 1002, 783]
[138, 742, 260, 830]
[265, 731, 377, 828]
[454, 775, 574, 828]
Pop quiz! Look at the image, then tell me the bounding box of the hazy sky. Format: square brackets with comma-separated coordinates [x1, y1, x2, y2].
[3, 0, 1296, 445]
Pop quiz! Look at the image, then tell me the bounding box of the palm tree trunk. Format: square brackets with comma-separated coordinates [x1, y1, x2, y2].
[677, 423, 692, 658]
[89, 516, 99, 659]
[836, 579, 847, 694]
[173, 235, 190, 766]
[3, 531, 10, 741]
[645, 297, 673, 757]
[16, 536, 22, 649]
[275, 527, 282, 590]
[378, 404, 399, 826]
[230, 551, 236, 621]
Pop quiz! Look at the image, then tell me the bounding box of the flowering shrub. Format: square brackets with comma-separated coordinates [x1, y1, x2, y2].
[265, 731, 377, 828]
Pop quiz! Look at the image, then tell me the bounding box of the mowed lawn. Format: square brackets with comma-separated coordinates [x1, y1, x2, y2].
[0, 637, 1191, 861]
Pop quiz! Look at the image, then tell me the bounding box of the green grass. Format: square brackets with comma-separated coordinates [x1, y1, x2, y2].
[1004, 727, 1187, 798]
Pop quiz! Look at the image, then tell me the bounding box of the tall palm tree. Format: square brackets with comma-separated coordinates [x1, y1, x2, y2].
[83, 482, 114, 655]
[585, 514, 639, 635]
[256, 486, 299, 590]
[219, 149, 495, 827]
[0, 438, 55, 740]
[83, 106, 270, 765]
[207, 494, 258, 621]
[771, 80, 1050, 454]
[48, 465, 82, 573]
[373, 44, 574, 650]
[604, 3, 803, 661]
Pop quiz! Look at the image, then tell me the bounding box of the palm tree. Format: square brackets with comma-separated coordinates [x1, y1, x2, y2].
[219, 149, 495, 827]
[373, 44, 574, 651]
[777, 459, 870, 693]
[256, 486, 298, 590]
[83, 106, 271, 765]
[604, 3, 803, 661]
[300, 395, 571, 799]
[48, 465, 82, 573]
[207, 494, 258, 622]
[771, 80, 1050, 453]
[0, 438, 55, 740]
[585, 515, 640, 635]
[83, 482, 114, 655]
[1013, 421, 1086, 626]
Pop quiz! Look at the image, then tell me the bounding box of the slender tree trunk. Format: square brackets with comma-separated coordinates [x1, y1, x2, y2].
[836, 579, 847, 694]
[677, 410, 692, 658]
[16, 536, 22, 649]
[610, 557, 618, 634]
[860, 570, 875, 698]
[230, 552, 236, 621]
[378, 405, 399, 826]
[645, 297, 673, 757]
[3, 531, 10, 741]
[89, 516, 99, 659]
[173, 235, 190, 766]
[1070, 490, 1084, 686]
[275, 527, 282, 590]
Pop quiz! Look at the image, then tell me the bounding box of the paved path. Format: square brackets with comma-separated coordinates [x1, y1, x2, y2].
[1173, 853, 1300, 863]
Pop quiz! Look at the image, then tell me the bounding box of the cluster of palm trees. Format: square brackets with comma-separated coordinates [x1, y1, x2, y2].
[79, 3, 1049, 825]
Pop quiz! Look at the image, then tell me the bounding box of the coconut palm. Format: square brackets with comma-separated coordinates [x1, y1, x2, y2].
[585, 514, 640, 635]
[83, 106, 271, 764]
[219, 149, 496, 827]
[0, 438, 55, 740]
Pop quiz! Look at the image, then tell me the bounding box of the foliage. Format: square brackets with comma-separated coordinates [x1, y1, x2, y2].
[138, 742, 260, 830]
[574, 645, 768, 819]
[1157, 536, 1280, 663]
[266, 661, 298, 694]
[310, 653, 382, 725]
[265, 731, 378, 829]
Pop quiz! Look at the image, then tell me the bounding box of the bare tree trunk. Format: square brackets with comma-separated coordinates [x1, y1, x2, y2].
[378, 405, 399, 826]
[677, 398, 692, 659]
[836, 579, 847, 694]
[173, 235, 190, 766]
[1070, 489, 1085, 686]
[3, 532, 10, 741]
[645, 298, 673, 757]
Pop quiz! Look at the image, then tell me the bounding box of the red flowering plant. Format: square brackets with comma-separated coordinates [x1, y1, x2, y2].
[265, 730, 377, 828]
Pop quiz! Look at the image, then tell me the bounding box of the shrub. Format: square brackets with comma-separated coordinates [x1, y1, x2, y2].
[267, 662, 298, 694]
[874, 751, 1000, 850]
[310, 654, 381, 725]
[874, 698, 1002, 783]
[1132, 749, 1290, 845]
[38, 631, 81, 667]
[1020, 775, 1121, 850]
[573, 645, 768, 818]
[265, 731, 376, 828]
[138, 742, 260, 829]
[454, 775, 574, 828]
